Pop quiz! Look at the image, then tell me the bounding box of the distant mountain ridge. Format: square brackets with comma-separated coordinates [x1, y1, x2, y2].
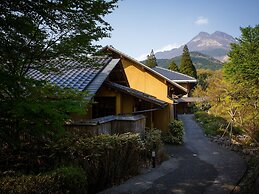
[155, 51, 223, 70]
[155, 31, 237, 62]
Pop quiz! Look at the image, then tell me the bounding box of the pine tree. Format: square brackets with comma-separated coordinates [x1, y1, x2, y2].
[179, 45, 197, 78]
[168, 60, 179, 72]
[146, 49, 157, 68]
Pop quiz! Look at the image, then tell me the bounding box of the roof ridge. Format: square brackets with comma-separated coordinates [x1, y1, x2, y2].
[155, 66, 196, 80]
[84, 57, 113, 89]
[102, 45, 188, 93]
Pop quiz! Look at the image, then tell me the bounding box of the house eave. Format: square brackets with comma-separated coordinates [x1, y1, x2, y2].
[173, 80, 197, 83]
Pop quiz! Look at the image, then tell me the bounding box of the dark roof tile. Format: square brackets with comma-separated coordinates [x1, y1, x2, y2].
[27, 57, 113, 92]
[152, 66, 196, 83]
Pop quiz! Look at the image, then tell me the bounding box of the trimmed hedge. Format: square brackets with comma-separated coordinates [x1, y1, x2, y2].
[162, 120, 184, 144]
[50, 133, 146, 193]
[0, 132, 164, 193]
[0, 166, 87, 194]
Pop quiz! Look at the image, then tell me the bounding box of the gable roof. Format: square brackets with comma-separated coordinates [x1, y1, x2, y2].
[27, 56, 120, 97]
[105, 81, 167, 108]
[102, 46, 188, 93]
[152, 66, 197, 83]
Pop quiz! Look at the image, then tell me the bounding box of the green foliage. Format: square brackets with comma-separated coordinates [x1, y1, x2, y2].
[162, 120, 184, 144]
[0, 0, 118, 74]
[0, 80, 89, 148]
[52, 166, 88, 193]
[146, 49, 158, 68]
[221, 25, 259, 141]
[0, 0, 118, 148]
[194, 111, 242, 136]
[143, 129, 163, 155]
[168, 60, 179, 71]
[49, 133, 145, 193]
[0, 131, 166, 193]
[194, 111, 228, 136]
[142, 129, 167, 165]
[224, 25, 259, 85]
[0, 166, 87, 194]
[179, 45, 197, 78]
[192, 69, 214, 106]
[196, 69, 214, 90]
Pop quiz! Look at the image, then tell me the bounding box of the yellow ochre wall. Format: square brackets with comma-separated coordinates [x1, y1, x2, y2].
[121, 58, 174, 131]
[95, 85, 172, 131]
[122, 59, 172, 104]
[153, 106, 171, 131]
[95, 86, 135, 115]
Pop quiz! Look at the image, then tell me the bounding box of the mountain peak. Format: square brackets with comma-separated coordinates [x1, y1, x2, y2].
[155, 31, 236, 62]
[198, 31, 210, 36]
[213, 31, 227, 35]
[211, 31, 236, 41]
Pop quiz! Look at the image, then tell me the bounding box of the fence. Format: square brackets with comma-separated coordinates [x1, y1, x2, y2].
[66, 115, 146, 136]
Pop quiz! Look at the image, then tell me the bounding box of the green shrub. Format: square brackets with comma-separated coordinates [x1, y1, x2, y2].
[0, 140, 54, 175]
[0, 166, 87, 194]
[162, 120, 184, 144]
[194, 111, 229, 136]
[142, 129, 166, 164]
[53, 166, 87, 193]
[0, 131, 166, 193]
[50, 133, 145, 193]
[143, 129, 163, 154]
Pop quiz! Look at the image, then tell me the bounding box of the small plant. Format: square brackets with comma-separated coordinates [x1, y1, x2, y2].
[162, 120, 184, 144]
[142, 129, 167, 165]
[195, 111, 229, 136]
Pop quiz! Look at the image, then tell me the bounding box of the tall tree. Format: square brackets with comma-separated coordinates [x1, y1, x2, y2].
[0, 0, 118, 76]
[179, 45, 197, 78]
[168, 60, 179, 71]
[0, 0, 118, 147]
[223, 25, 259, 140]
[146, 49, 157, 68]
[224, 25, 259, 85]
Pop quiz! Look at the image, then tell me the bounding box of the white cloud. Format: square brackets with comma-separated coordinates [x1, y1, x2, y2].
[136, 53, 149, 61]
[195, 16, 208, 25]
[136, 43, 181, 61]
[155, 43, 180, 52]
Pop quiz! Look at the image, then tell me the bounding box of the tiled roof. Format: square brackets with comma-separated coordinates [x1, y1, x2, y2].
[152, 66, 197, 83]
[105, 81, 168, 107]
[86, 59, 120, 96]
[27, 57, 114, 92]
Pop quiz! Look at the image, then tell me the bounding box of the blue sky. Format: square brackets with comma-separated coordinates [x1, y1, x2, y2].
[98, 0, 259, 60]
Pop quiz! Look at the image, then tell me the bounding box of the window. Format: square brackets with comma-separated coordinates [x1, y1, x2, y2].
[92, 97, 116, 118]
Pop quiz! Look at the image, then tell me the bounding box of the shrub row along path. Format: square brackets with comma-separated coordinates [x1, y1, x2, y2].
[100, 114, 246, 194]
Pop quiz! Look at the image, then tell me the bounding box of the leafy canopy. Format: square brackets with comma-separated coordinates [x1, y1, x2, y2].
[224, 25, 259, 86]
[0, 0, 118, 147]
[0, 0, 118, 76]
[195, 25, 259, 141]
